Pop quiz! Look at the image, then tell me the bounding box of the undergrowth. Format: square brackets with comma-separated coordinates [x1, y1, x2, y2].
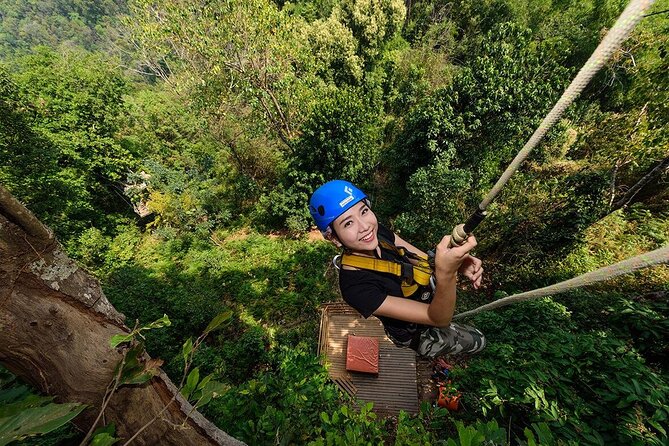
[60, 204, 669, 445]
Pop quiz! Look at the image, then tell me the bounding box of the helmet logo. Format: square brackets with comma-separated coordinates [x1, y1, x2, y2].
[339, 186, 355, 208]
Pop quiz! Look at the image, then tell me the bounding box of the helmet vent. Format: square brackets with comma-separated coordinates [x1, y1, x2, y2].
[318, 205, 325, 216]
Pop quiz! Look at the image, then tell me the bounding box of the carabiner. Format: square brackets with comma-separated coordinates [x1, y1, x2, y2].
[332, 254, 342, 270]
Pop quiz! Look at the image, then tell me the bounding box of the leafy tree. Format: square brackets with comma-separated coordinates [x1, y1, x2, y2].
[0, 0, 127, 57]
[293, 86, 383, 185]
[387, 23, 570, 245]
[306, 15, 364, 84]
[126, 0, 317, 148]
[335, 0, 406, 62]
[2, 47, 136, 240]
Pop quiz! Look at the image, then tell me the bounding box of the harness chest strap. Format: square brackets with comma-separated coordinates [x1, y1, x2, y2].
[340, 247, 433, 288]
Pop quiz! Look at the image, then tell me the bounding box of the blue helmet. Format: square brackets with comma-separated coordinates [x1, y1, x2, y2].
[309, 180, 367, 231]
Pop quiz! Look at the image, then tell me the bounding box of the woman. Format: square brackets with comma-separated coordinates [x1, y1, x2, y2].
[309, 180, 486, 358]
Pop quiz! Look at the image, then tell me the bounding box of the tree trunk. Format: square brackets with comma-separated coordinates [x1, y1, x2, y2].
[0, 185, 243, 445]
[610, 155, 669, 212]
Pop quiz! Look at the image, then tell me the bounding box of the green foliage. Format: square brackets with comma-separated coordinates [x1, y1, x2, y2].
[388, 22, 571, 246]
[14, 47, 133, 181]
[180, 367, 228, 410]
[204, 344, 341, 444]
[89, 423, 120, 446]
[1, 47, 138, 242]
[293, 86, 382, 185]
[0, 66, 61, 220]
[0, 0, 127, 57]
[126, 0, 316, 145]
[335, 0, 406, 62]
[607, 296, 669, 363]
[394, 163, 472, 246]
[0, 368, 84, 446]
[218, 326, 271, 384]
[121, 86, 246, 235]
[311, 402, 385, 445]
[445, 420, 507, 446]
[393, 409, 436, 445]
[250, 174, 314, 232]
[305, 15, 364, 84]
[110, 314, 171, 348]
[458, 298, 669, 445]
[544, 206, 669, 289]
[100, 229, 338, 383]
[391, 22, 570, 182]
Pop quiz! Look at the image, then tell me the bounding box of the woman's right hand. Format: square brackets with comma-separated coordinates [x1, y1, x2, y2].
[434, 234, 478, 279]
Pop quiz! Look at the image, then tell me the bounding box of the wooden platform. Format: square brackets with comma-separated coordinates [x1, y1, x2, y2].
[318, 302, 419, 416]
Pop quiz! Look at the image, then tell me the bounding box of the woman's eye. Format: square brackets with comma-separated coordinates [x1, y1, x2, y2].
[361, 207, 368, 215]
[344, 221, 352, 228]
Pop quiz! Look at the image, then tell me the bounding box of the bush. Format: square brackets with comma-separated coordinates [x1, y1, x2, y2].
[204, 345, 340, 445]
[219, 326, 270, 385]
[458, 299, 669, 445]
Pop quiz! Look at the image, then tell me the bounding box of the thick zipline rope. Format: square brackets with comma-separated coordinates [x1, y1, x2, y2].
[451, 0, 654, 242]
[453, 245, 669, 319]
[447, 0, 664, 318]
[477, 0, 656, 211]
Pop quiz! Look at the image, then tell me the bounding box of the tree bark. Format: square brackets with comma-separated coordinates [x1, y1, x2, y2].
[0, 185, 243, 445]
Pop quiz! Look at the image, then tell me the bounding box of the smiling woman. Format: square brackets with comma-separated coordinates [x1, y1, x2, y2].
[332, 201, 379, 254]
[308, 180, 486, 359]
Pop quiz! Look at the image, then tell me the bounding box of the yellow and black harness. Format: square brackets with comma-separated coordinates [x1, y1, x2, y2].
[338, 237, 434, 297]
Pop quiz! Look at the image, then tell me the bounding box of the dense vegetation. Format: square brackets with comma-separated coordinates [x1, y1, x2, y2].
[1, 0, 668, 444]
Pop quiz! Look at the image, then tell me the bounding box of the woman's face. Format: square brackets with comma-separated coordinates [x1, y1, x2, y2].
[331, 201, 379, 252]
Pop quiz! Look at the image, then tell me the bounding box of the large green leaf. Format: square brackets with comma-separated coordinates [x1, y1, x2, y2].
[90, 423, 120, 446]
[0, 394, 54, 417]
[0, 402, 85, 446]
[109, 333, 134, 349]
[203, 310, 233, 335]
[181, 367, 200, 400]
[181, 337, 193, 364]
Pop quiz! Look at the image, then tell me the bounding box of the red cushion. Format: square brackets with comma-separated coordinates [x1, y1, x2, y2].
[346, 335, 379, 374]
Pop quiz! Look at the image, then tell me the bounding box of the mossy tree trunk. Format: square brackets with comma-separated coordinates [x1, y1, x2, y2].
[0, 185, 242, 445]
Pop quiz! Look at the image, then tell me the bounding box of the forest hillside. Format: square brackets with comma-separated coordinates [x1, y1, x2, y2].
[1, 0, 668, 444]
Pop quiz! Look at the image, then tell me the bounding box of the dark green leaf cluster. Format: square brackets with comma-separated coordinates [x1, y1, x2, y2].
[454, 296, 669, 445]
[203, 344, 341, 444]
[0, 47, 138, 243]
[0, 368, 84, 445]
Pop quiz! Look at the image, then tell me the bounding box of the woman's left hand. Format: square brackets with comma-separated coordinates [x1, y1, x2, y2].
[458, 255, 484, 289]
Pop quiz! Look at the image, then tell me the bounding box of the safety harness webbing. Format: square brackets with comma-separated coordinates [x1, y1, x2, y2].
[340, 239, 433, 297]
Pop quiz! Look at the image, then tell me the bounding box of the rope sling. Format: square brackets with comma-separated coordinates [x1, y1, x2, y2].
[453, 245, 669, 320]
[447, 0, 668, 318]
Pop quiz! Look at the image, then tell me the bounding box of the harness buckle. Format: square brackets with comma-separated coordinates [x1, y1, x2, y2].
[400, 262, 414, 282]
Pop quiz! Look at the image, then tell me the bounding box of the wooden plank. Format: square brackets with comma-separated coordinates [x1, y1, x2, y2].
[319, 303, 419, 416]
